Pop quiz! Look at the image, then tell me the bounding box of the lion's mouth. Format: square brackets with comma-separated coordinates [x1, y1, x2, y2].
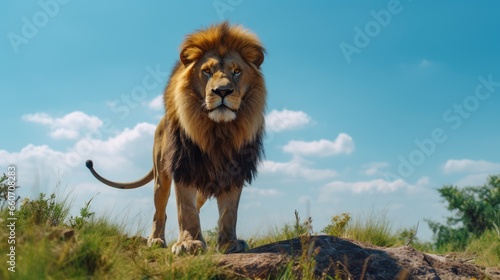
[207, 104, 237, 123]
[206, 97, 238, 112]
[208, 104, 236, 113]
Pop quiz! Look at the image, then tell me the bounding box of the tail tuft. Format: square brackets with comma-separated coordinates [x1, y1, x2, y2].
[85, 160, 94, 170]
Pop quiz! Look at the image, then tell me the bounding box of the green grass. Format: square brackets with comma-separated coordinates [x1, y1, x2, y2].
[344, 211, 399, 247]
[1, 193, 226, 280]
[464, 228, 500, 267]
[320, 210, 436, 254]
[1, 192, 498, 279]
[250, 210, 313, 248]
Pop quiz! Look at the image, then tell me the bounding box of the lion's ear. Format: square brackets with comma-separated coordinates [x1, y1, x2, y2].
[180, 47, 203, 66]
[244, 46, 265, 68]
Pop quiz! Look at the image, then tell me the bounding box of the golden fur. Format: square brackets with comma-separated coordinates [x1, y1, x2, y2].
[86, 22, 266, 254]
[167, 22, 266, 153]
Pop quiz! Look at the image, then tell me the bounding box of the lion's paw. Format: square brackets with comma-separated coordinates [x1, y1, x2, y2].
[218, 239, 249, 254]
[147, 237, 166, 248]
[171, 240, 206, 255]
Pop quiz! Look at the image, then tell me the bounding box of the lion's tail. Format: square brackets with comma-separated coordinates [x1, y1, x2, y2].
[85, 160, 154, 189]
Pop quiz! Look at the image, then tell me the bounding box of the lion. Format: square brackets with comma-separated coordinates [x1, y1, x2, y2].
[86, 22, 266, 255]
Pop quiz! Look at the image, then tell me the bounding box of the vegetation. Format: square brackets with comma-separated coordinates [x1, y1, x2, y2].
[0, 174, 498, 279]
[252, 210, 313, 247]
[321, 211, 433, 252]
[0, 190, 222, 280]
[427, 174, 500, 252]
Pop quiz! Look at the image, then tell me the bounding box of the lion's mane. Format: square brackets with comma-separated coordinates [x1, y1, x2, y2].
[161, 22, 266, 197]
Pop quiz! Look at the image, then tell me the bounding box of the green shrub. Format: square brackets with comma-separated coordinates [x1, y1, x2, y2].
[18, 193, 69, 227]
[396, 224, 433, 252]
[322, 212, 351, 236]
[69, 196, 96, 229]
[322, 210, 399, 247]
[427, 174, 500, 251]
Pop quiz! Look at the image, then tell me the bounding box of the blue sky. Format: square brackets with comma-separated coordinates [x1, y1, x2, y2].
[1, 1, 500, 242]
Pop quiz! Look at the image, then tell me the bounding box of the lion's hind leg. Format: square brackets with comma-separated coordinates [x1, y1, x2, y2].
[148, 171, 171, 248]
[171, 183, 207, 255]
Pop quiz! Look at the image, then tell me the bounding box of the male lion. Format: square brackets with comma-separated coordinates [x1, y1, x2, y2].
[86, 22, 266, 255]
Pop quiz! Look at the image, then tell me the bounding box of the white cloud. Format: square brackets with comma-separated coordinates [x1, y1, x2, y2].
[283, 133, 354, 157]
[321, 179, 409, 195]
[443, 159, 500, 174]
[148, 95, 163, 110]
[415, 176, 430, 187]
[362, 162, 389, 176]
[22, 113, 53, 125]
[241, 201, 262, 210]
[0, 122, 156, 194]
[0, 117, 170, 240]
[81, 122, 156, 172]
[71, 182, 121, 197]
[259, 158, 337, 180]
[245, 187, 281, 197]
[0, 144, 70, 192]
[23, 111, 103, 140]
[319, 176, 428, 201]
[454, 173, 492, 187]
[265, 109, 311, 132]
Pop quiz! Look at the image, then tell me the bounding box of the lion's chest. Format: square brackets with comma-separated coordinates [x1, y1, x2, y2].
[165, 129, 263, 197]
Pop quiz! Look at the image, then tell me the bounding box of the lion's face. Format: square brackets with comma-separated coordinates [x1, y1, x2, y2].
[167, 22, 266, 152]
[192, 51, 252, 123]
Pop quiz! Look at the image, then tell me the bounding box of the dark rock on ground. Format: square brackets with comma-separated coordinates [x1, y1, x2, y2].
[217, 235, 489, 279]
[217, 253, 290, 279]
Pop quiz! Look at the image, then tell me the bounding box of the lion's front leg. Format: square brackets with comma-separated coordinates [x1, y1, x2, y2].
[216, 187, 248, 254]
[171, 182, 206, 255]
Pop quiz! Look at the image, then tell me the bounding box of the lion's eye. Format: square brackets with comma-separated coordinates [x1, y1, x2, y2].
[233, 69, 241, 76]
[202, 68, 211, 76]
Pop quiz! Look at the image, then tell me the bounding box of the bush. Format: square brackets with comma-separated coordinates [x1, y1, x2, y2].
[69, 196, 96, 229]
[427, 174, 500, 251]
[18, 193, 69, 227]
[322, 212, 350, 237]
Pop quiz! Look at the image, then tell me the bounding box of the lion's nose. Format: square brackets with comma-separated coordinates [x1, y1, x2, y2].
[212, 87, 234, 97]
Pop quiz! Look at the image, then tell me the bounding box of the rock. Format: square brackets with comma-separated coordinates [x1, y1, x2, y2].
[217, 235, 487, 279]
[216, 253, 290, 279]
[486, 267, 500, 280]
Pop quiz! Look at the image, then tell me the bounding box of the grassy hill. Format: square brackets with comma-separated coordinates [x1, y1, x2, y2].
[0, 188, 498, 279]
